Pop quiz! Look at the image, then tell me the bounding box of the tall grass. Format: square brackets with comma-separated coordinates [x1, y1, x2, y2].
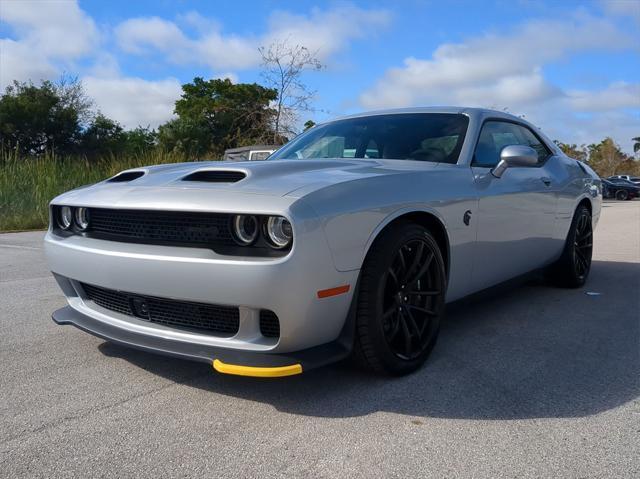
[0, 149, 193, 231]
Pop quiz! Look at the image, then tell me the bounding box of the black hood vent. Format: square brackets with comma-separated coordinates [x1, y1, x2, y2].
[107, 171, 145, 183]
[182, 170, 246, 183]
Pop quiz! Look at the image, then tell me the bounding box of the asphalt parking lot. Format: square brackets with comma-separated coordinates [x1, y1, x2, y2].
[1, 201, 638, 478]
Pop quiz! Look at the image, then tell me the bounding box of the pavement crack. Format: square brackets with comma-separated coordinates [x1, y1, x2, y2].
[0, 244, 42, 251]
[0, 371, 209, 447]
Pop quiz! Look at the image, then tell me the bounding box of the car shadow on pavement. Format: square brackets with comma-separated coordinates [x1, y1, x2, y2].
[98, 259, 640, 420]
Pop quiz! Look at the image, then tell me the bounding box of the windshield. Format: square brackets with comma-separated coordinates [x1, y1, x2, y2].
[270, 113, 469, 164]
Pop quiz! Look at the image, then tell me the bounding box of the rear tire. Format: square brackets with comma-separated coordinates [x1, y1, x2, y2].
[353, 222, 446, 375]
[549, 205, 593, 288]
[615, 190, 628, 201]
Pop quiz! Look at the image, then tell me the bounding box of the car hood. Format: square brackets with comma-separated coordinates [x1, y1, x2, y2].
[53, 159, 443, 207]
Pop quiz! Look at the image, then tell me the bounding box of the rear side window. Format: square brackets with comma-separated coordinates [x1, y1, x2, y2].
[473, 121, 551, 167]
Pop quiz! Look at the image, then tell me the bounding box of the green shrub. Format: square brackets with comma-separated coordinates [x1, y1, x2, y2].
[0, 149, 195, 231]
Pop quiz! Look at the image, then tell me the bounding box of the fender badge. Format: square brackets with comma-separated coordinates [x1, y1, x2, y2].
[463, 210, 472, 226]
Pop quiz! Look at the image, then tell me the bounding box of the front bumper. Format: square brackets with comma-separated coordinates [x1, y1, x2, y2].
[45, 217, 359, 355]
[53, 305, 352, 375]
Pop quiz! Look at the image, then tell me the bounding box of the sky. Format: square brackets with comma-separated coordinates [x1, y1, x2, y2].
[1, 0, 639, 152]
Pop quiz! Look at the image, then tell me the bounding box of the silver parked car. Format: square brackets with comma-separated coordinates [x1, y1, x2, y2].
[45, 107, 601, 377]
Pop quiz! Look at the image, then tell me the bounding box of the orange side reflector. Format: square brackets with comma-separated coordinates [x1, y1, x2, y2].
[317, 284, 350, 299]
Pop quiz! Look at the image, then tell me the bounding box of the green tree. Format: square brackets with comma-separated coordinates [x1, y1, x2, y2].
[303, 120, 316, 131]
[632, 136, 640, 154]
[123, 126, 157, 155]
[160, 77, 278, 158]
[55, 74, 95, 125]
[554, 141, 587, 162]
[587, 138, 630, 177]
[80, 114, 126, 157]
[0, 80, 83, 155]
[158, 118, 211, 159]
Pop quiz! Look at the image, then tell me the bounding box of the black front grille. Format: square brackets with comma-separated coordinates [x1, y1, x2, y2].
[51, 206, 291, 257]
[81, 283, 240, 336]
[259, 310, 280, 338]
[88, 208, 234, 247]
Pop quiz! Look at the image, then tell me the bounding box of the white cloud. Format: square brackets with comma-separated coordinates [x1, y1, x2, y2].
[113, 5, 391, 70]
[600, 0, 640, 23]
[82, 76, 182, 129]
[115, 15, 259, 70]
[264, 6, 391, 61]
[359, 13, 639, 151]
[0, 38, 57, 88]
[360, 15, 632, 109]
[0, 0, 99, 89]
[116, 17, 188, 56]
[1, 2, 388, 127]
[2, 1, 637, 149]
[568, 81, 640, 111]
[1, 0, 99, 58]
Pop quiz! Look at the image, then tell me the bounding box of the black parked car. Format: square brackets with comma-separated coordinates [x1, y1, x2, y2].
[602, 178, 640, 200]
[608, 175, 640, 185]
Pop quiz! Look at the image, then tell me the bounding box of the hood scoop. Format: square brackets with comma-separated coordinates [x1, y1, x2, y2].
[107, 171, 145, 183]
[182, 170, 246, 183]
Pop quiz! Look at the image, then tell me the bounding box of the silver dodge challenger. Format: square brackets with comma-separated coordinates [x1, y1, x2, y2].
[45, 107, 601, 377]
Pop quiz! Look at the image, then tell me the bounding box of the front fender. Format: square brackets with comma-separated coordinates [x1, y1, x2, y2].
[299, 166, 478, 301]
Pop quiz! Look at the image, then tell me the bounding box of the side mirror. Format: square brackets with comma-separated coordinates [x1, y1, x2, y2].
[491, 145, 538, 178]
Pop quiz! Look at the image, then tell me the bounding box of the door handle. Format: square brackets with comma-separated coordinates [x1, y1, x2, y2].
[541, 177, 552, 187]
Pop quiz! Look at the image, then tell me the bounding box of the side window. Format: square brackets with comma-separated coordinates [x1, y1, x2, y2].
[473, 121, 508, 167]
[514, 125, 551, 163]
[473, 121, 551, 167]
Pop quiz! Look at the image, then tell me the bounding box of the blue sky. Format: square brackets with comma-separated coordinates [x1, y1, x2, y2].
[1, 0, 639, 152]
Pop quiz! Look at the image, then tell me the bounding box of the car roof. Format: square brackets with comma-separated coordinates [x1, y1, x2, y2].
[332, 106, 525, 123]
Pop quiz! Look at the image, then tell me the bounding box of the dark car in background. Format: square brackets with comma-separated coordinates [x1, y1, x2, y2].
[608, 175, 640, 185]
[602, 178, 640, 200]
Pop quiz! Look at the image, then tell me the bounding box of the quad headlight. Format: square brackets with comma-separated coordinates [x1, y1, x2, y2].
[74, 207, 90, 231]
[265, 216, 293, 249]
[232, 215, 259, 245]
[55, 206, 90, 231]
[231, 214, 293, 249]
[58, 206, 73, 230]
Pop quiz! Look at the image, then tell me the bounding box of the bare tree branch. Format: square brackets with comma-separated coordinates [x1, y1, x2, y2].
[259, 38, 323, 143]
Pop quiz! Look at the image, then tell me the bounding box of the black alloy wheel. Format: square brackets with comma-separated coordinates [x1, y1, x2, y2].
[573, 208, 593, 281]
[549, 204, 593, 288]
[380, 238, 443, 360]
[353, 222, 446, 375]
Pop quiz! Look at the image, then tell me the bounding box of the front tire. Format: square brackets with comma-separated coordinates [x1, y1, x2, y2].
[550, 205, 593, 288]
[353, 222, 446, 375]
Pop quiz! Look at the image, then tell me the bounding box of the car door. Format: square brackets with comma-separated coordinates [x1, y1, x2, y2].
[471, 120, 558, 290]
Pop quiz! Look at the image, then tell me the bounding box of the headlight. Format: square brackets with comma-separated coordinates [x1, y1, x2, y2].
[265, 216, 293, 249]
[232, 215, 259, 245]
[58, 206, 73, 230]
[74, 207, 90, 231]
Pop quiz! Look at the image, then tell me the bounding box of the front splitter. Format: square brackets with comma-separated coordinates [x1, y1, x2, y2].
[52, 306, 351, 377]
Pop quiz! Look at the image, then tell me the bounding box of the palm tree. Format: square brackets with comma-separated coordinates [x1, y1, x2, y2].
[633, 137, 640, 154]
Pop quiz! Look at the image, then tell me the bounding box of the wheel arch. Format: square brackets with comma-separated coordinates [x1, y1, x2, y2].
[362, 208, 451, 276]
